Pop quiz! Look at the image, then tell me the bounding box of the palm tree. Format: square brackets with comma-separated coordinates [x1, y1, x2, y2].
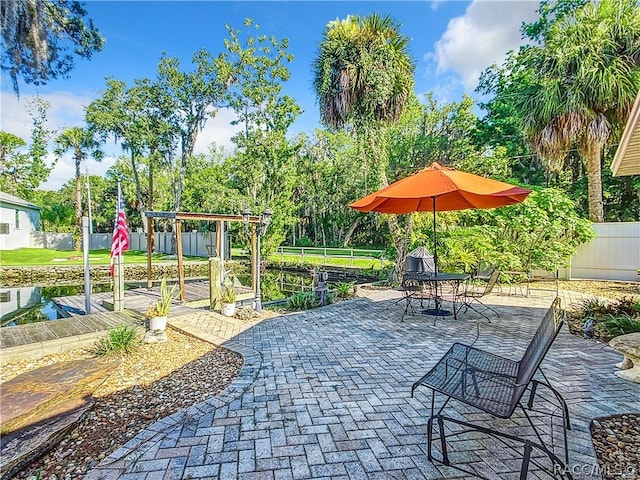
[515, 0, 640, 222]
[55, 127, 103, 250]
[312, 14, 415, 130]
[312, 13, 416, 281]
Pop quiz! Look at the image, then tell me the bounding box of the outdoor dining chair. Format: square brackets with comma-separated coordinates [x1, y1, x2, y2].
[459, 269, 500, 321]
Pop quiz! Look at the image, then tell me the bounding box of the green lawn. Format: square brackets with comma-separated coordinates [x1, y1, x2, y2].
[0, 248, 202, 266]
[1, 248, 391, 270]
[267, 252, 390, 270]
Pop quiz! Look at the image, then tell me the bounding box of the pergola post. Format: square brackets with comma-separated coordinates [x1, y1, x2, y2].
[146, 215, 153, 289]
[251, 225, 258, 297]
[216, 220, 224, 280]
[176, 219, 186, 302]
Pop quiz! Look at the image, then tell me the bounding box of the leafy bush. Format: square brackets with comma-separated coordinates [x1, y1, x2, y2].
[609, 296, 640, 317]
[94, 325, 140, 356]
[601, 314, 640, 336]
[579, 298, 611, 319]
[575, 296, 640, 338]
[286, 290, 319, 311]
[334, 281, 355, 299]
[296, 236, 313, 247]
[423, 188, 595, 274]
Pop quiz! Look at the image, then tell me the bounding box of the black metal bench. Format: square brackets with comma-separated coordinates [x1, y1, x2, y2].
[411, 297, 572, 479]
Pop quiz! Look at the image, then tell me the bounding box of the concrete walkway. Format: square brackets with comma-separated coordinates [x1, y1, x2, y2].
[86, 289, 640, 479]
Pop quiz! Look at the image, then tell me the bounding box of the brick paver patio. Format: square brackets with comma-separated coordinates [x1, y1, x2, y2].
[86, 289, 640, 479]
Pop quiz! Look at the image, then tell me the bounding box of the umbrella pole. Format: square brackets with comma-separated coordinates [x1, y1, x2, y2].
[433, 197, 437, 274]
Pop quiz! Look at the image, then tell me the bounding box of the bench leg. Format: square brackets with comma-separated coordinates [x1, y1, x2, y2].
[519, 443, 532, 480]
[437, 416, 449, 465]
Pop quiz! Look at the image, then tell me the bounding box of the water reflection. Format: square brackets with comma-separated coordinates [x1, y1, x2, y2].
[237, 270, 315, 302]
[0, 284, 113, 327]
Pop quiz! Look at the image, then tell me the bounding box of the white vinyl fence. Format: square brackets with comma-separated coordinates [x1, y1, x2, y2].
[90, 231, 219, 258]
[562, 222, 640, 282]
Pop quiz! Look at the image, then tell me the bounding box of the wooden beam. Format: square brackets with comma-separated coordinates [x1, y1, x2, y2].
[176, 219, 186, 302]
[145, 211, 262, 223]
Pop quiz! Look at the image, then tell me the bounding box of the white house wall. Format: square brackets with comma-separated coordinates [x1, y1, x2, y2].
[0, 204, 40, 250]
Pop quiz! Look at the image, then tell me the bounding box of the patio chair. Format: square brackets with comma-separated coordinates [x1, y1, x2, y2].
[411, 297, 572, 479]
[474, 261, 495, 282]
[459, 269, 501, 321]
[398, 272, 435, 321]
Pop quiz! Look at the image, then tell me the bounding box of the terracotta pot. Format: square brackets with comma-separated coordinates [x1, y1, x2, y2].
[221, 303, 236, 317]
[149, 315, 168, 331]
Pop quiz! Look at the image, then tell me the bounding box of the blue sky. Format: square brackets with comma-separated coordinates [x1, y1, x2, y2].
[1, 1, 540, 190]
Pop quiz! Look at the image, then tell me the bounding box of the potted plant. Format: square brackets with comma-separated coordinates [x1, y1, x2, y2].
[220, 286, 236, 317]
[146, 278, 180, 331]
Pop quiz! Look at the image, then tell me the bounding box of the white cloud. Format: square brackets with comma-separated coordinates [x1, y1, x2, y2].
[2, 90, 241, 190]
[193, 107, 241, 155]
[1, 91, 92, 139]
[428, 0, 538, 90]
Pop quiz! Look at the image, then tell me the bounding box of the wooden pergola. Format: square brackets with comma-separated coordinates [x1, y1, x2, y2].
[144, 211, 263, 302]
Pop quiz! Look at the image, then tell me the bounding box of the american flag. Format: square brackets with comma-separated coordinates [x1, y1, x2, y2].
[110, 182, 130, 276]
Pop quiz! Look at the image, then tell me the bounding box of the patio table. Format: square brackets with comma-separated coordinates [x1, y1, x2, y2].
[404, 272, 469, 320]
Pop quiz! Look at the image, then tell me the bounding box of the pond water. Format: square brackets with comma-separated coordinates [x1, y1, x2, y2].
[0, 269, 364, 327]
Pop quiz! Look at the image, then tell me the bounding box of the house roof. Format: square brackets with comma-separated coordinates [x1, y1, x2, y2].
[0, 191, 41, 210]
[612, 90, 640, 177]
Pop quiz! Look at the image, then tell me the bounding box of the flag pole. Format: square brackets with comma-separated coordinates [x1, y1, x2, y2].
[111, 181, 129, 312]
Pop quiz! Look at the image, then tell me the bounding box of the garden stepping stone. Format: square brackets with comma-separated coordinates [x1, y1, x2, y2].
[0, 358, 118, 480]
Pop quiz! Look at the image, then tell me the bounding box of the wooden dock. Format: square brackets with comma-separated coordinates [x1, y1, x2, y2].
[1, 280, 256, 360]
[51, 280, 255, 317]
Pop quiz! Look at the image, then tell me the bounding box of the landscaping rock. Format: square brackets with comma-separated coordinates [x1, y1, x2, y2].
[0, 359, 119, 434]
[609, 332, 640, 383]
[0, 359, 118, 480]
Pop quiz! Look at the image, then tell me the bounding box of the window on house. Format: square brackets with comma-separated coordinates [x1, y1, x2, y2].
[0, 223, 9, 234]
[0, 291, 10, 302]
[15, 210, 20, 229]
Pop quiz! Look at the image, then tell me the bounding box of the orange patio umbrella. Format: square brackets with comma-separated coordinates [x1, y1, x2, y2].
[349, 162, 531, 272]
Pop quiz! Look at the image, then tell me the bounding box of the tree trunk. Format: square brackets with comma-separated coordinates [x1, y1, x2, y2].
[380, 170, 415, 283]
[129, 151, 146, 231]
[584, 142, 604, 222]
[388, 214, 413, 283]
[342, 217, 360, 247]
[147, 149, 155, 250]
[74, 155, 82, 252]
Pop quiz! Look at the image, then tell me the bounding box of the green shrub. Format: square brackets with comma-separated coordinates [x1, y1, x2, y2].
[575, 296, 640, 338]
[94, 325, 141, 356]
[296, 236, 313, 247]
[601, 314, 640, 337]
[334, 281, 355, 299]
[579, 298, 611, 318]
[286, 290, 319, 311]
[609, 296, 640, 317]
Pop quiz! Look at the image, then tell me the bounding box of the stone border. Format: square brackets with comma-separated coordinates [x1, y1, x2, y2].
[89, 339, 262, 475]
